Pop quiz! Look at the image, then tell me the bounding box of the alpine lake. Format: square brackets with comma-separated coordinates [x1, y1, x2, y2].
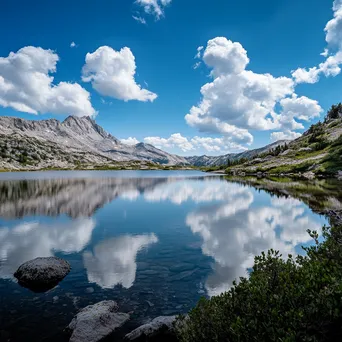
[0, 170, 341, 341]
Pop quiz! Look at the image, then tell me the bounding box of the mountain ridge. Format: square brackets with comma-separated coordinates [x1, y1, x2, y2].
[0, 115, 188, 168]
[185, 140, 289, 167]
[0, 114, 292, 170]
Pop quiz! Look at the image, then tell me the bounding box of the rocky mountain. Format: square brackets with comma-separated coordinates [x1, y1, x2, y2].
[186, 140, 289, 167]
[0, 116, 188, 169]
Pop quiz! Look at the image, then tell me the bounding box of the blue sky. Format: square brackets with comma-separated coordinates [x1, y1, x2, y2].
[0, 0, 341, 155]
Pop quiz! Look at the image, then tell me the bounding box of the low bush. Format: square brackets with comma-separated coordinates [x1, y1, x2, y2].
[176, 225, 342, 342]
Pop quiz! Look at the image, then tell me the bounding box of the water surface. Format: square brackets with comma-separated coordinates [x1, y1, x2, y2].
[0, 171, 331, 341]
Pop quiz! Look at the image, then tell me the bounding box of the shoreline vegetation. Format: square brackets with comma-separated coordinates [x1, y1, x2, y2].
[175, 222, 342, 342]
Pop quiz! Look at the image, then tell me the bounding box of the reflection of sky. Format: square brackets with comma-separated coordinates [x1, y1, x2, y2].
[83, 234, 158, 289]
[0, 175, 328, 298]
[0, 218, 95, 279]
[140, 178, 327, 296]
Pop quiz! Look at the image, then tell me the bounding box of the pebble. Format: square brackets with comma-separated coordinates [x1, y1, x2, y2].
[85, 287, 94, 294]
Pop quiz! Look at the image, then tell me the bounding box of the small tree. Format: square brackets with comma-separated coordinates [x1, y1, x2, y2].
[326, 103, 342, 121]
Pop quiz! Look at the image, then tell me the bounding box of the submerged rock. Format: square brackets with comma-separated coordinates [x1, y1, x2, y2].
[14, 257, 71, 292]
[68, 300, 129, 342]
[124, 316, 177, 341]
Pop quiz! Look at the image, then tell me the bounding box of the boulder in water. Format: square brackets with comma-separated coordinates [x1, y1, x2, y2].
[68, 300, 130, 342]
[14, 257, 71, 292]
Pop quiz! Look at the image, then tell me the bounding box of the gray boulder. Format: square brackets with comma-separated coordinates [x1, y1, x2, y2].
[68, 300, 130, 342]
[125, 316, 177, 341]
[14, 257, 70, 292]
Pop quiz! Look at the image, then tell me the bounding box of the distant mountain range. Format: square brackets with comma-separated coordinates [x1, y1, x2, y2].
[0, 115, 288, 170]
[185, 140, 288, 167]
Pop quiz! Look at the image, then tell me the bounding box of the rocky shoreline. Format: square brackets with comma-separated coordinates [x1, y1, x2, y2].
[211, 169, 342, 180]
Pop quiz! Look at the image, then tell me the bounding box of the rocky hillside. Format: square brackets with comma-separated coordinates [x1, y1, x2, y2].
[225, 115, 342, 177]
[0, 116, 189, 170]
[186, 140, 289, 167]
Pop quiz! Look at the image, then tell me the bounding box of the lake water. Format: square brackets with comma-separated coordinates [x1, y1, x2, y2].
[0, 171, 331, 341]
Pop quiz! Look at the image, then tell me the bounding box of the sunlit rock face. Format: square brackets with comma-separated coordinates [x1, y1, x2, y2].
[0, 218, 96, 280]
[185, 184, 322, 297]
[83, 234, 158, 289]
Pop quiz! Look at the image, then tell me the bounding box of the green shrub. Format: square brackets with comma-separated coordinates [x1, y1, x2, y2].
[176, 225, 342, 342]
[326, 103, 342, 121]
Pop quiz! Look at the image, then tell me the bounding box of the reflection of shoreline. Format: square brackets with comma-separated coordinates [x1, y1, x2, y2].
[225, 176, 342, 225]
[0, 176, 219, 219]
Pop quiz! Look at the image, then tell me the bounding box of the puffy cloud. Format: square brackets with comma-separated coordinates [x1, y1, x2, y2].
[135, 0, 172, 19]
[186, 34, 329, 148]
[143, 133, 248, 153]
[292, 52, 342, 84]
[325, 0, 342, 48]
[121, 137, 140, 145]
[185, 37, 307, 145]
[277, 95, 323, 130]
[203, 37, 250, 77]
[144, 133, 194, 152]
[292, 1, 342, 84]
[82, 46, 157, 102]
[271, 130, 302, 142]
[83, 234, 158, 289]
[0, 218, 96, 280]
[191, 136, 247, 152]
[70, 41, 77, 48]
[0, 46, 96, 117]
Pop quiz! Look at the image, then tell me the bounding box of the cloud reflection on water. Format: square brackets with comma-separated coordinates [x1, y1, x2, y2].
[0, 218, 95, 279]
[83, 234, 158, 289]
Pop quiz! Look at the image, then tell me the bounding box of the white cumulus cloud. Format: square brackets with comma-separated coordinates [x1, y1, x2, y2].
[271, 131, 302, 142]
[82, 46, 157, 102]
[292, 1, 342, 84]
[143, 133, 248, 153]
[0, 46, 96, 117]
[144, 133, 194, 152]
[121, 137, 140, 145]
[186, 36, 324, 148]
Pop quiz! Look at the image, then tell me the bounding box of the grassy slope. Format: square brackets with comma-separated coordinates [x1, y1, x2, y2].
[225, 119, 342, 176]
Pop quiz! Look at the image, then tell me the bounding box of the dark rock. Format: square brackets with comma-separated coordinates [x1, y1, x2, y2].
[67, 300, 130, 342]
[14, 257, 71, 292]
